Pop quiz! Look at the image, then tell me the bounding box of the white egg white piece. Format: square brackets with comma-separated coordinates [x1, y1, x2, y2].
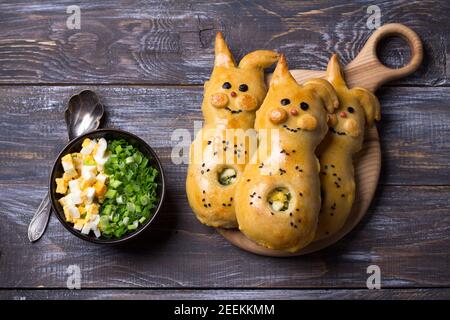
[68, 179, 81, 193]
[92, 215, 100, 226]
[96, 173, 107, 184]
[81, 165, 97, 183]
[68, 205, 80, 219]
[80, 140, 97, 155]
[94, 138, 110, 165]
[85, 187, 95, 204]
[61, 159, 77, 176]
[81, 223, 92, 235]
[93, 228, 101, 238]
[70, 192, 83, 205]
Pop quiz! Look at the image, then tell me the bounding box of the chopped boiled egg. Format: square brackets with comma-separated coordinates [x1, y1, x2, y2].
[84, 187, 95, 204]
[55, 138, 112, 238]
[80, 138, 97, 155]
[55, 178, 67, 194]
[68, 179, 81, 193]
[94, 138, 110, 165]
[81, 165, 97, 184]
[61, 154, 78, 178]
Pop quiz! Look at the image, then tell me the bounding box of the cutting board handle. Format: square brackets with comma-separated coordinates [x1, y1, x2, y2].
[278, 23, 423, 92]
[346, 23, 423, 91]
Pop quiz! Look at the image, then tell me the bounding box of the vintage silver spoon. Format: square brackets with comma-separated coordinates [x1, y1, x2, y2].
[28, 90, 104, 242]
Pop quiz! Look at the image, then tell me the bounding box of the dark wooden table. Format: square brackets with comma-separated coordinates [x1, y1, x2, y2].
[0, 0, 449, 300]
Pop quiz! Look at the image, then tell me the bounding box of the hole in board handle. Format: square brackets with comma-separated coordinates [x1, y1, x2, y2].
[376, 36, 411, 69]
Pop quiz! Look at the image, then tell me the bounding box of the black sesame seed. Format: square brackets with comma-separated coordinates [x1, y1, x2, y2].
[228, 204, 231, 206]
[222, 82, 231, 89]
[341, 194, 345, 198]
[280, 98, 290, 106]
[204, 204, 207, 208]
[247, 179, 251, 182]
[299, 192, 303, 197]
[222, 203, 226, 207]
[250, 202, 253, 205]
[300, 102, 309, 111]
[239, 84, 248, 92]
[207, 140, 211, 145]
[296, 208, 299, 211]
[347, 106, 355, 113]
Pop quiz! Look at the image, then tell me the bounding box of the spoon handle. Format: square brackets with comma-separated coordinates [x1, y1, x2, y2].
[28, 192, 52, 242]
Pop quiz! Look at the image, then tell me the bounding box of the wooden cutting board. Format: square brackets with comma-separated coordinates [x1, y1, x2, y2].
[218, 23, 423, 257]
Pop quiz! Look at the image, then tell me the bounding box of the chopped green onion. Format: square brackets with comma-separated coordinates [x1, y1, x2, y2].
[100, 139, 160, 239]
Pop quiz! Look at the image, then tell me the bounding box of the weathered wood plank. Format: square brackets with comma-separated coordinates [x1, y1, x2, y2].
[0, 182, 449, 288]
[1, 288, 450, 300]
[0, 85, 448, 185]
[0, 85, 449, 289]
[0, 0, 447, 85]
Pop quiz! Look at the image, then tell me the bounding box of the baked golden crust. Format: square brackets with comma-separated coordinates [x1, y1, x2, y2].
[315, 54, 381, 240]
[186, 32, 278, 228]
[235, 55, 339, 252]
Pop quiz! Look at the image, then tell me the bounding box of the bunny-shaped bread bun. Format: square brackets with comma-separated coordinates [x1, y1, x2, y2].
[314, 55, 381, 241]
[186, 32, 278, 228]
[235, 55, 339, 252]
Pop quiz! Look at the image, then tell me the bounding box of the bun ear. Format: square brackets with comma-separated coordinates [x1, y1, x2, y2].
[303, 78, 339, 114]
[352, 87, 381, 127]
[270, 54, 297, 88]
[326, 54, 347, 89]
[239, 50, 279, 70]
[214, 32, 236, 68]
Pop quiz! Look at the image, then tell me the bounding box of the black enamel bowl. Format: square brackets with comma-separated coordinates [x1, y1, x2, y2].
[49, 129, 165, 244]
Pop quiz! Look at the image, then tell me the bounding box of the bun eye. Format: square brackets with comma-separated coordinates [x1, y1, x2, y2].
[222, 82, 232, 89]
[300, 102, 309, 111]
[239, 84, 248, 92]
[280, 98, 290, 106]
[347, 106, 355, 113]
